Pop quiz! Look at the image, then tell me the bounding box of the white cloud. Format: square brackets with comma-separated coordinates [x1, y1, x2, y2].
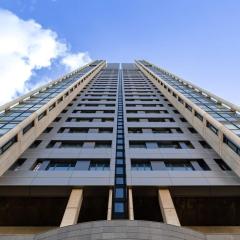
[0, 9, 91, 105]
[61, 52, 92, 71]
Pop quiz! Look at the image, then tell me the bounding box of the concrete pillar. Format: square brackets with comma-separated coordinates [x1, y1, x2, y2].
[158, 188, 180, 226]
[107, 189, 113, 220]
[128, 188, 134, 220]
[60, 189, 83, 227]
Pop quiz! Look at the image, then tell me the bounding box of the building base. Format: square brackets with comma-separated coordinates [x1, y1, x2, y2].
[0, 220, 240, 240]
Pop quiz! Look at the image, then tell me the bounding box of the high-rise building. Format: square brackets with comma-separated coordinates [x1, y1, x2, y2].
[0, 60, 239, 240]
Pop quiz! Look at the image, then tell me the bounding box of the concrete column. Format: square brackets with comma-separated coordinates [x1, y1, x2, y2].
[60, 189, 83, 227]
[158, 188, 180, 226]
[107, 189, 113, 220]
[128, 188, 134, 220]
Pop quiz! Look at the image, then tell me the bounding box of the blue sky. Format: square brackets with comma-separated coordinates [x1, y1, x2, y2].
[0, 0, 240, 105]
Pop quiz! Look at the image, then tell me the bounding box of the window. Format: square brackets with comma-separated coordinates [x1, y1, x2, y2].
[116, 167, 123, 174]
[195, 111, 203, 121]
[47, 161, 76, 171]
[132, 158, 210, 171]
[43, 127, 53, 133]
[53, 117, 61, 122]
[117, 139, 123, 144]
[0, 135, 17, 155]
[131, 161, 152, 171]
[116, 177, 124, 184]
[158, 141, 181, 149]
[116, 150, 124, 158]
[197, 159, 211, 170]
[9, 158, 26, 171]
[129, 142, 146, 148]
[180, 117, 187, 122]
[57, 97, 63, 103]
[127, 118, 139, 122]
[49, 103, 56, 111]
[185, 103, 192, 112]
[114, 202, 124, 213]
[95, 141, 112, 148]
[32, 161, 42, 171]
[99, 128, 113, 133]
[223, 136, 240, 156]
[89, 161, 110, 171]
[29, 140, 41, 148]
[38, 111, 47, 121]
[58, 127, 88, 133]
[146, 142, 158, 149]
[199, 141, 212, 149]
[115, 188, 124, 198]
[128, 128, 142, 133]
[152, 128, 183, 134]
[152, 128, 170, 133]
[178, 97, 184, 104]
[66, 118, 92, 122]
[46, 141, 83, 148]
[116, 159, 123, 164]
[23, 121, 34, 134]
[129, 141, 194, 149]
[215, 159, 231, 171]
[148, 118, 175, 122]
[207, 122, 218, 135]
[165, 161, 194, 171]
[173, 110, 179, 114]
[102, 118, 114, 122]
[188, 127, 197, 133]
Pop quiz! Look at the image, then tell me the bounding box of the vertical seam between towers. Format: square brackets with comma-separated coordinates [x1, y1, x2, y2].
[112, 64, 127, 219]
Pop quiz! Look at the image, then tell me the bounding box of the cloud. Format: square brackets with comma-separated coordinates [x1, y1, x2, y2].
[61, 52, 92, 71]
[0, 9, 91, 105]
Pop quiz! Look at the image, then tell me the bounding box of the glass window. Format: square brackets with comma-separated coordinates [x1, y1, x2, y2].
[116, 151, 124, 158]
[165, 161, 194, 171]
[158, 141, 180, 149]
[9, 158, 26, 171]
[38, 111, 47, 121]
[131, 161, 152, 171]
[194, 111, 203, 121]
[188, 127, 197, 133]
[223, 136, 239, 155]
[116, 167, 123, 174]
[115, 188, 124, 198]
[47, 161, 76, 171]
[32, 161, 42, 171]
[95, 141, 111, 148]
[129, 142, 146, 148]
[0, 135, 17, 155]
[215, 159, 231, 171]
[199, 141, 212, 149]
[23, 121, 34, 134]
[89, 161, 110, 171]
[114, 202, 124, 213]
[43, 127, 53, 133]
[61, 141, 83, 148]
[29, 140, 42, 148]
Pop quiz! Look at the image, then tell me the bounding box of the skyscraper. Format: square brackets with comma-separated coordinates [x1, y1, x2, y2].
[0, 60, 239, 240]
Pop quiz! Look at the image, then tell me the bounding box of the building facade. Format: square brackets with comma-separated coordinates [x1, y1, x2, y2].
[0, 60, 239, 239]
